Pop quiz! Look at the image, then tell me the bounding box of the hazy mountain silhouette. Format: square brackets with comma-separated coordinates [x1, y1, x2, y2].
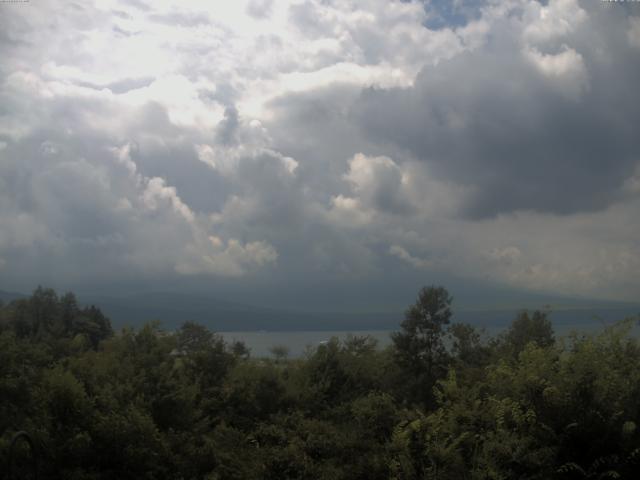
[0, 289, 26, 303]
[2, 288, 637, 332]
[81, 291, 640, 332]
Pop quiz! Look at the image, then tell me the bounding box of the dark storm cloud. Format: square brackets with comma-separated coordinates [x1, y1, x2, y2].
[351, 2, 640, 218]
[1, 0, 639, 303]
[263, 84, 427, 217]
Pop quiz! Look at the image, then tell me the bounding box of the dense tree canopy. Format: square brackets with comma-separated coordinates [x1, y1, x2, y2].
[1, 286, 639, 479]
[391, 286, 453, 407]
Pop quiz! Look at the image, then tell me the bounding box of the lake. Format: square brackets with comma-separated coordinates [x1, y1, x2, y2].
[219, 330, 394, 357]
[220, 320, 633, 358]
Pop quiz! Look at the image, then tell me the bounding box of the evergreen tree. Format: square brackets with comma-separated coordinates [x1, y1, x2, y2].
[391, 285, 453, 407]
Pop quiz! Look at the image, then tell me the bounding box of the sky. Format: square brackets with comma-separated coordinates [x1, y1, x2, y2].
[0, 0, 639, 313]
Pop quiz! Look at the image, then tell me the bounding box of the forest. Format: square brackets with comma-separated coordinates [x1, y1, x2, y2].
[1, 286, 639, 479]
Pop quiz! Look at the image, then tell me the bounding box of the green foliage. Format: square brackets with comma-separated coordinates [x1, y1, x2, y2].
[392, 285, 453, 407]
[269, 344, 290, 362]
[0, 286, 112, 350]
[1, 287, 639, 479]
[499, 309, 555, 358]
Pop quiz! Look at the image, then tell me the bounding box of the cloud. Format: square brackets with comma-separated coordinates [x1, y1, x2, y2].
[487, 246, 522, 266]
[522, 0, 587, 43]
[246, 0, 274, 19]
[0, 129, 279, 285]
[343, 153, 414, 214]
[176, 238, 278, 276]
[523, 44, 588, 99]
[351, 1, 640, 219]
[628, 16, 640, 49]
[622, 163, 640, 196]
[142, 177, 195, 222]
[328, 195, 373, 228]
[196, 110, 299, 178]
[389, 245, 432, 269]
[0, 0, 639, 305]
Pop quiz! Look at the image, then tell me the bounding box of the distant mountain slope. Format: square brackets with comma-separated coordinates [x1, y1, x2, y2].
[0, 289, 26, 303]
[2, 288, 637, 332]
[80, 291, 400, 331]
[81, 291, 640, 332]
